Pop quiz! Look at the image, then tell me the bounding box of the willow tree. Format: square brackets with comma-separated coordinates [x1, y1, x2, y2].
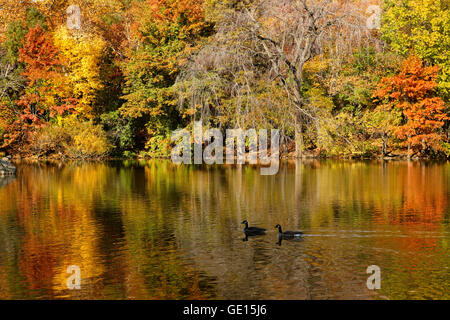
[177, 0, 370, 156]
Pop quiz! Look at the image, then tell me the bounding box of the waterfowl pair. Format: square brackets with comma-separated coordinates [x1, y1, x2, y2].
[242, 221, 303, 238]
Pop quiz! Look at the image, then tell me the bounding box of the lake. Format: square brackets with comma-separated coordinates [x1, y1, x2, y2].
[0, 160, 449, 299]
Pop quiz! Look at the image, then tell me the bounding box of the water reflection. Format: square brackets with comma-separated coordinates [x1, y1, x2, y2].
[242, 233, 266, 242]
[0, 160, 448, 299]
[0, 176, 15, 189]
[276, 236, 304, 247]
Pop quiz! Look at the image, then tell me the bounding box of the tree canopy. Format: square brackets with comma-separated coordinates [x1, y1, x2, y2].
[0, 0, 448, 159]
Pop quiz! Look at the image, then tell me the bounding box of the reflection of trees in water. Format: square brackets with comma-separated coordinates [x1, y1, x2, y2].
[0, 160, 448, 299]
[142, 160, 449, 299]
[289, 160, 449, 300]
[0, 161, 217, 299]
[0, 176, 15, 189]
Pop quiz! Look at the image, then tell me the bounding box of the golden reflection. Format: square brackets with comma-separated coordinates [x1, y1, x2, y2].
[0, 160, 448, 299]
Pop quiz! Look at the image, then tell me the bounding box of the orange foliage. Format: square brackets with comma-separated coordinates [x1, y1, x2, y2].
[19, 25, 60, 85]
[137, 0, 204, 24]
[128, 0, 206, 46]
[2, 26, 77, 153]
[374, 56, 448, 153]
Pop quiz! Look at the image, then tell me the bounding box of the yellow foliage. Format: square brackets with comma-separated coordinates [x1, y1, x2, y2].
[63, 118, 111, 158]
[31, 119, 111, 159]
[53, 26, 106, 118]
[304, 55, 330, 74]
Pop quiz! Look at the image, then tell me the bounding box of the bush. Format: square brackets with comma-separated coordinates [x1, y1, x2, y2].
[63, 120, 112, 159]
[123, 150, 137, 159]
[100, 110, 137, 154]
[30, 125, 69, 157]
[31, 120, 112, 159]
[144, 134, 172, 158]
[439, 142, 450, 158]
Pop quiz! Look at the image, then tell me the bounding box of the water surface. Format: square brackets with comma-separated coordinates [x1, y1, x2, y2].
[0, 160, 449, 299]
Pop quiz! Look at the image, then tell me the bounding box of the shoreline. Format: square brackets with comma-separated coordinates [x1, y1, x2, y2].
[8, 154, 450, 163]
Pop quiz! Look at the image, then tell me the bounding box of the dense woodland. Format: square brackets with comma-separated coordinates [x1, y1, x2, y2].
[0, 0, 449, 160]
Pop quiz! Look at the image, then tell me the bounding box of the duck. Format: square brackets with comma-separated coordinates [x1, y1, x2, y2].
[242, 220, 266, 235]
[275, 224, 303, 238]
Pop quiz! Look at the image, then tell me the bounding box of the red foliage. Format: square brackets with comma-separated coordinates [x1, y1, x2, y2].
[49, 98, 78, 118]
[2, 26, 76, 153]
[374, 55, 448, 153]
[19, 25, 60, 85]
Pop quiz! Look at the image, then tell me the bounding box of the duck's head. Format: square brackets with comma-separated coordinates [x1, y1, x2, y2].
[275, 224, 282, 231]
[241, 220, 248, 225]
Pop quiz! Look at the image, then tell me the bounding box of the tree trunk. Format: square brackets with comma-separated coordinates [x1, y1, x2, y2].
[381, 133, 388, 157]
[295, 117, 303, 158]
[407, 138, 411, 159]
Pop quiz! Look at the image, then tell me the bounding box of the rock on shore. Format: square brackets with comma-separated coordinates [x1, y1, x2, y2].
[0, 157, 16, 176]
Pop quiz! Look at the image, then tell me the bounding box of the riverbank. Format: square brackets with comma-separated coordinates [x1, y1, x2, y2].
[7, 153, 449, 165]
[6, 148, 449, 162]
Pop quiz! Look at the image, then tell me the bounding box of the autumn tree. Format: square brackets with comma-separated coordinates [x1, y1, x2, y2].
[381, 0, 450, 96]
[119, 0, 212, 153]
[1, 25, 76, 152]
[178, 0, 370, 155]
[53, 26, 106, 118]
[374, 56, 448, 156]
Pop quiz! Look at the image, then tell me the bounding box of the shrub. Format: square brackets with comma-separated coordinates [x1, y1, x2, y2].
[30, 125, 69, 157]
[144, 134, 171, 158]
[30, 120, 112, 159]
[100, 110, 136, 154]
[63, 120, 112, 159]
[123, 150, 137, 159]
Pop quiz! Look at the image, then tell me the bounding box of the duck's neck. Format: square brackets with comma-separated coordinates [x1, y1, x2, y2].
[277, 226, 282, 233]
[243, 222, 249, 230]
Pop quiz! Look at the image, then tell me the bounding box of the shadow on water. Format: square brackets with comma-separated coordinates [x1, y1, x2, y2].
[276, 235, 304, 246]
[242, 233, 266, 242]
